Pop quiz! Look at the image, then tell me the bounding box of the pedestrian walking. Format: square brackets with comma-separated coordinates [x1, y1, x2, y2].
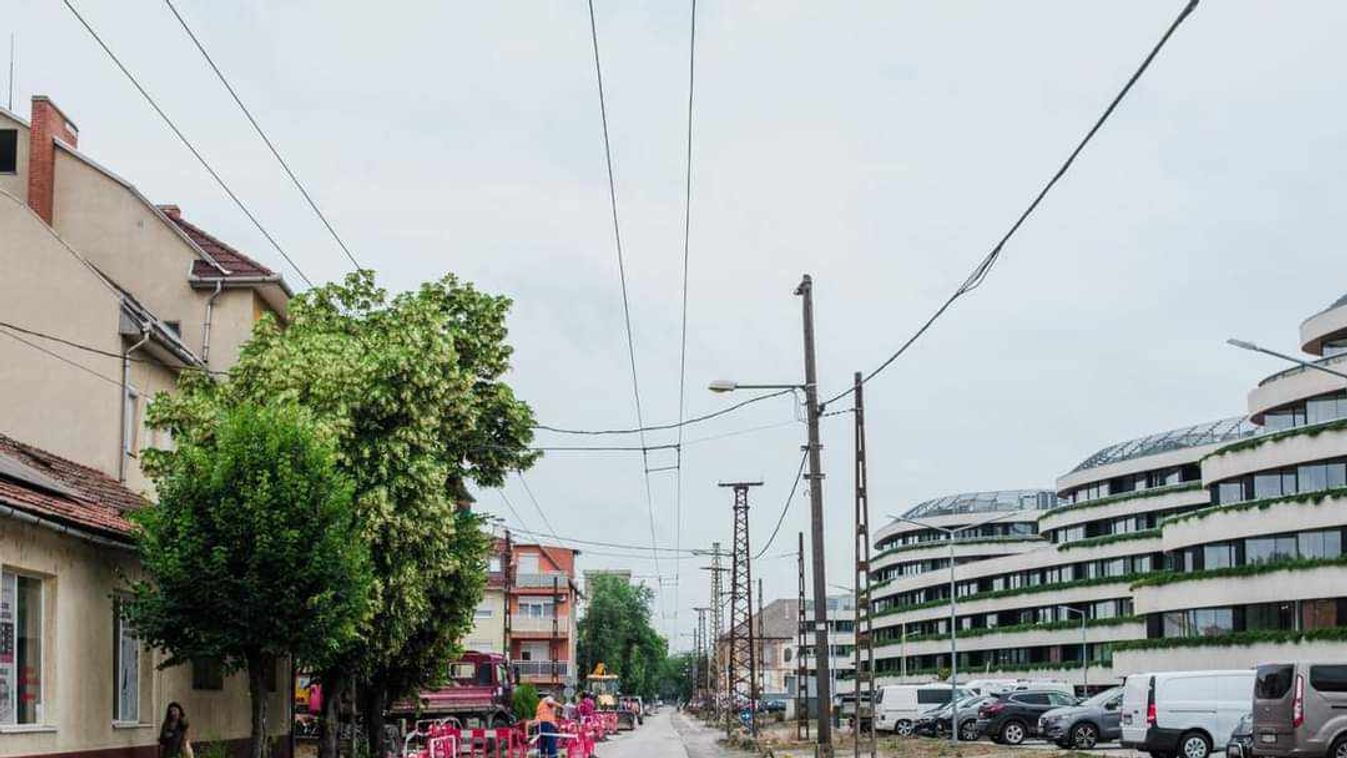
[158, 702, 192, 758]
[536, 695, 559, 758]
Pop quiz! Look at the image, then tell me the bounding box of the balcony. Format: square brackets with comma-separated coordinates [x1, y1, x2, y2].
[515, 573, 569, 590]
[511, 614, 571, 634]
[515, 661, 570, 680]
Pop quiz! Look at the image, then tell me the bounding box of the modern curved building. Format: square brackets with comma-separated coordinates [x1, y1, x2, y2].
[869, 294, 1347, 691]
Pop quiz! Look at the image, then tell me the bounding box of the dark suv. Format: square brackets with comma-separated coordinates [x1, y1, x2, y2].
[975, 690, 1079, 745]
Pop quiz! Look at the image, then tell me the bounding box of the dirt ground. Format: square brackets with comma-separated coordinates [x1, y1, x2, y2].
[748, 720, 1093, 758]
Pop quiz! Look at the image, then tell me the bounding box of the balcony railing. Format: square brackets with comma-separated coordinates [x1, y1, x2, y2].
[1258, 352, 1347, 387]
[511, 614, 571, 633]
[515, 661, 570, 678]
[515, 573, 569, 589]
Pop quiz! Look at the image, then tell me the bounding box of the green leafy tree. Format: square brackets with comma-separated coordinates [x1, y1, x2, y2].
[513, 683, 540, 722]
[576, 576, 668, 700]
[125, 403, 371, 758]
[148, 271, 537, 757]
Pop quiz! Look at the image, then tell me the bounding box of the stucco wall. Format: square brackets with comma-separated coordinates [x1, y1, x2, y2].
[1302, 303, 1347, 355]
[1202, 427, 1347, 485]
[1247, 355, 1347, 421]
[1161, 494, 1347, 552]
[1114, 640, 1345, 678]
[202, 291, 265, 371]
[0, 192, 124, 479]
[1132, 564, 1347, 615]
[465, 589, 506, 655]
[0, 520, 288, 757]
[49, 150, 209, 357]
[0, 111, 29, 203]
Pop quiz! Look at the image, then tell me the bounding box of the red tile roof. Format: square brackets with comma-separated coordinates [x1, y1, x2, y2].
[0, 433, 142, 540]
[156, 205, 279, 281]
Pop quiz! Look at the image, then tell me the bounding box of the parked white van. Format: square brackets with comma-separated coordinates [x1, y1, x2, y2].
[876, 683, 970, 736]
[1120, 670, 1255, 758]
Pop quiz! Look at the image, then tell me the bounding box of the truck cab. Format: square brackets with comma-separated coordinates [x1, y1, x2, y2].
[390, 651, 516, 728]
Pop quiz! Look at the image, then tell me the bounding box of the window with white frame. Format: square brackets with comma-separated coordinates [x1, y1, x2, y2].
[123, 385, 141, 458]
[519, 599, 554, 617]
[0, 570, 44, 725]
[114, 598, 140, 723]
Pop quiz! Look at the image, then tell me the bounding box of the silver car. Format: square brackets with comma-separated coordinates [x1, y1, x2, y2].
[1039, 687, 1124, 749]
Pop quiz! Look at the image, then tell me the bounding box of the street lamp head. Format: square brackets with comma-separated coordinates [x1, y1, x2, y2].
[707, 379, 738, 394]
[1227, 338, 1258, 351]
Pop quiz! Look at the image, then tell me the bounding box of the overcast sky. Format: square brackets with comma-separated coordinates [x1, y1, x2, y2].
[9, 0, 1347, 646]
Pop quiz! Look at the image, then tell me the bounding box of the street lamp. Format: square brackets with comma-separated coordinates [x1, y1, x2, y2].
[888, 509, 1023, 745]
[1057, 606, 1088, 693]
[1226, 338, 1347, 382]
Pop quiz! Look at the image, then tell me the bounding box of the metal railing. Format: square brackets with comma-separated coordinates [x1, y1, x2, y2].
[510, 614, 570, 633]
[514, 573, 569, 589]
[514, 661, 570, 678]
[1258, 352, 1347, 387]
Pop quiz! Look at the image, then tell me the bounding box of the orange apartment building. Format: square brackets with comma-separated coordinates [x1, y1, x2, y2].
[505, 542, 579, 696]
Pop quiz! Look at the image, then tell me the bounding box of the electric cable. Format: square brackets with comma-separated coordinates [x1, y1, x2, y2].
[535, 388, 792, 435]
[754, 449, 809, 559]
[823, 0, 1200, 409]
[586, 0, 660, 581]
[672, 0, 698, 641]
[60, 0, 314, 288]
[161, 0, 363, 273]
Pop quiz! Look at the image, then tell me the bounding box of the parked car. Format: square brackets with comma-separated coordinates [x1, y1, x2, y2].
[915, 695, 990, 740]
[1253, 663, 1347, 758]
[964, 678, 1077, 699]
[875, 683, 969, 736]
[1227, 712, 1254, 758]
[1120, 670, 1255, 758]
[762, 698, 788, 713]
[975, 689, 1078, 745]
[1039, 686, 1125, 749]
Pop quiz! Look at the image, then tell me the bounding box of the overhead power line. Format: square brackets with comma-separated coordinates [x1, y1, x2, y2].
[536, 388, 793, 436]
[60, 0, 314, 288]
[586, 0, 660, 580]
[497, 523, 701, 554]
[0, 328, 122, 388]
[673, 0, 698, 644]
[516, 470, 563, 546]
[161, 0, 363, 272]
[754, 449, 809, 559]
[823, 0, 1201, 409]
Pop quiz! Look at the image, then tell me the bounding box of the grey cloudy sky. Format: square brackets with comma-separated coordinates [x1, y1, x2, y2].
[9, 0, 1346, 645]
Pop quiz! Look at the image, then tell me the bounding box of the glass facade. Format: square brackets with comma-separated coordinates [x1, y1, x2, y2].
[1210, 457, 1347, 505]
[1167, 528, 1343, 571]
[1263, 392, 1347, 432]
[1148, 599, 1347, 639]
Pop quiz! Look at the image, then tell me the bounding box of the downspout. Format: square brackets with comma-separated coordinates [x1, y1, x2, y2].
[201, 278, 223, 367]
[119, 322, 151, 483]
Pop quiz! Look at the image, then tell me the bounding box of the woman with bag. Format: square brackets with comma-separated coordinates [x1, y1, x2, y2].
[159, 702, 193, 758]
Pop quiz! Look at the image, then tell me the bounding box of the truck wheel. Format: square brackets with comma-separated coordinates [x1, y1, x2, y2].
[1179, 731, 1211, 758]
[999, 720, 1027, 746]
[1071, 722, 1100, 749]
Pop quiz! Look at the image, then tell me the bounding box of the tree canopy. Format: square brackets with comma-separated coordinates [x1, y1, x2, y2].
[576, 576, 668, 700]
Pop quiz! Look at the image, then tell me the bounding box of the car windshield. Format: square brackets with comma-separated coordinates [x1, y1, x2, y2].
[1079, 687, 1122, 708]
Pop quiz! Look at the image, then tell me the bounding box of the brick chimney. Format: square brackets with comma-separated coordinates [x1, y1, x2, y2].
[27, 96, 79, 225]
[158, 204, 182, 220]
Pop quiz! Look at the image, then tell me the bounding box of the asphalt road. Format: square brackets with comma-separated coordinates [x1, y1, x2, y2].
[593, 708, 750, 758]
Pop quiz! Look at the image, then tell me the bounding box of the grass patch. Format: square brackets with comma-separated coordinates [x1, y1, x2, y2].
[1160, 486, 1347, 529]
[1056, 529, 1160, 552]
[1201, 418, 1347, 462]
[1115, 626, 1347, 652]
[1130, 554, 1347, 589]
[1039, 482, 1202, 523]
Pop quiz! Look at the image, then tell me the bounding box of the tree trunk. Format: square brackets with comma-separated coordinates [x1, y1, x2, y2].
[360, 685, 387, 758]
[318, 674, 344, 758]
[247, 652, 270, 758]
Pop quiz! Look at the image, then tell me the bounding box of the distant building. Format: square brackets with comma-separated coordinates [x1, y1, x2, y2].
[583, 568, 632, 587]
[508, 542, 580, 696]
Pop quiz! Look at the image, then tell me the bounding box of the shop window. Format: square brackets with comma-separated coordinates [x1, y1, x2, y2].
[192, 658, 224, 690]
[0, 130, 15, 173]
[0, 571, 43, 725]
[114, 598, 140, 722]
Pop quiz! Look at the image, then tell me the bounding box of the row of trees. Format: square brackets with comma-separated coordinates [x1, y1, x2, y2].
[123, 272, 538, 758]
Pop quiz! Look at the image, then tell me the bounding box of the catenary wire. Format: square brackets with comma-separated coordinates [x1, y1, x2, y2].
[495, 524, 700, 554]
[60, 0, 314, 288]
[535, 388, 792, 435]
[673, 0, 698, 639]
[586, 0, 660, 581]
[160, 0, 363, 273]
[754, 449, 809, 559]
[822, 0, 1200, 409]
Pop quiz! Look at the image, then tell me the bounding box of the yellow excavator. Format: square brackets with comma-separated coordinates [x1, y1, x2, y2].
[586, 663, 636, 730]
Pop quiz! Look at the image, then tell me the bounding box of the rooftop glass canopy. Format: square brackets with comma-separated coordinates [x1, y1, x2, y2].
[1068, 416, 1258, 474]
[903, 489, 1056, 519]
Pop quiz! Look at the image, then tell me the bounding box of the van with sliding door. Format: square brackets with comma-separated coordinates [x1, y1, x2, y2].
[1120, 670, 1255, 758]
[875, 683, 969, 736]
[1253, 663, 1347, 758]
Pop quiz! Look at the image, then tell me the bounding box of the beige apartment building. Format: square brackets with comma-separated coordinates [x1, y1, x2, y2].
[0, 96, 291, 758]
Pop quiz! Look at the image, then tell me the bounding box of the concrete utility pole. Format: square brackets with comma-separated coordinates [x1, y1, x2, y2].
[503, 530, 513, 657]
[795, 274, 833, 755]
[757, 577, 765, 706]
[722, 480, 762, 739]
[852, 372, 876, 758]
[796, 531, 810, 740]
[551, 575, 561, 685]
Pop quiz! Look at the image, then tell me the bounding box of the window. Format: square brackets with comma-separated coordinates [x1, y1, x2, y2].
[487, 557, 502, 573]
[1310, 665, 1347, 693]
[123, 385, 141, 457]
[1204, 543, 1235, 570]
[1298, 530, 1342, 560]
[0, 130, 16, 174]
[516, 555, 539, 574]
[1256, 664, 1295, 699]
[474, 604, 494, 618]
[192, 658, 224, 690]
[0, 571, 43, 725]
[916, 688, 953, 705]
[1048, 692, 1077, 706]
[1246, 602, 1295, 631]
[114, 599, 140, 723]
[1014, 692, 1050, 705]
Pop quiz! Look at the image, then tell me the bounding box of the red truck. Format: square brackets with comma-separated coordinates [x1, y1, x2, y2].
[389, 651, 516, 729]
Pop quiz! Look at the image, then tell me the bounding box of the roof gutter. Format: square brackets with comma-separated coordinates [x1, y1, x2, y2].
[0, 501, 134, 551]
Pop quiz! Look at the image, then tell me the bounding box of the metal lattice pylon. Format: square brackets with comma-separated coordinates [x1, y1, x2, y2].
[722, 480, 761, 737]
[705, 542, 726, 725]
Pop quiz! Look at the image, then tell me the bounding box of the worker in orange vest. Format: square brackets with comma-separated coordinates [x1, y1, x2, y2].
[535, 695, 559, 758]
